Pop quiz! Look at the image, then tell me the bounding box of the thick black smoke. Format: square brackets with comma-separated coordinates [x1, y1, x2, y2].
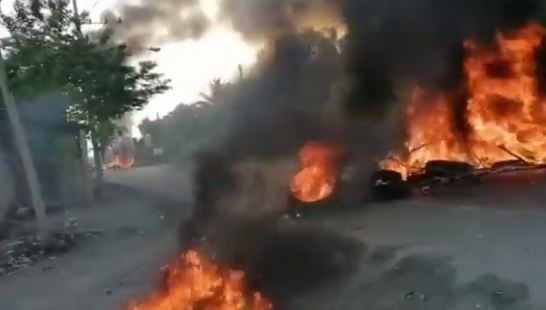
[338, 0, 544, 115]
[220, 0, 544, 116]
[102, 0, 209, 50]
[216, 31, 343, 161]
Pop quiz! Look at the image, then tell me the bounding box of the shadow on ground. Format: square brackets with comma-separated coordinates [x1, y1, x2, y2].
[326, 246, 532, 310]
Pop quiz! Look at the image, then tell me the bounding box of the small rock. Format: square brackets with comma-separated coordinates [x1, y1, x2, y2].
[84, 229, 104, 237]
[65, 217, 79, 228]
[405, 291, 415, 300]
[105, 288, 113, 295]
[419, 293, 428, 302]
[16, 207, 33, 218]
[42, 266, 54, 272]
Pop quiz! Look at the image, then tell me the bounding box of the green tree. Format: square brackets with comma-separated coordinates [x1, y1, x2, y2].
[1, 0, 171, 196]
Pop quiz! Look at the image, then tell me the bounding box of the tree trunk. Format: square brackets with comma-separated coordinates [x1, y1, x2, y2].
[78, 129, 93, 201]
[90, 129, 104, 198]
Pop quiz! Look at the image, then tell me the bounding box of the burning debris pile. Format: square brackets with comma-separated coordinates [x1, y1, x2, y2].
[382, 23, 546, 179]
[371, 23, 546, 197]
[279, 20, 546, 201]
[127, 250, 272, 310]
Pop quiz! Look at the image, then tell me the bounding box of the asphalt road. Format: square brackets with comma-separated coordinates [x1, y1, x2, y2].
[1, 165, 546, 310]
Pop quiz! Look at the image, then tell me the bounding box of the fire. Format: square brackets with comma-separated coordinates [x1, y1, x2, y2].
[126, 250, 272, 310]
[104, 135, 135, 170]
[104, 154, 134, 170]
[382, 23, 546, 178]
[290, 142, 340, 203]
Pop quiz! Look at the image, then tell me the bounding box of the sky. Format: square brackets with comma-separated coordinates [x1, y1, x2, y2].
[0, 0, 261, 135]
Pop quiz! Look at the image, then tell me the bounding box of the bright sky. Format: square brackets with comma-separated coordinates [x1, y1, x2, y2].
[0, 0, 261, 135]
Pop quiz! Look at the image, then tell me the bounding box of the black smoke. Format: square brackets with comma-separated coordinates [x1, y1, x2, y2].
[337, 0, 544, 115]
[219, 0, 544, 116]
[202, 30, 345, 163]
[102, 0, 209, 50]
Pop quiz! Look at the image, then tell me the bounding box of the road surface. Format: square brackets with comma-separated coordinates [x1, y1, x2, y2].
[0, 165, 192, 310]
[1, 165, 546, 309]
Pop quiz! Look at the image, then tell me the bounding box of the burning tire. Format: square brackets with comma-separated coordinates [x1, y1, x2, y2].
[287, 186, 341, 216]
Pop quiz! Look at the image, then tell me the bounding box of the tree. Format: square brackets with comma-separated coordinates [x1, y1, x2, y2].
[200, 78, 229, 104]
[1, 0, 171, 196]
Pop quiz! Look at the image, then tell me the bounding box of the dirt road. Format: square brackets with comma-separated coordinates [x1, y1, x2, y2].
[290, 201, 546, 310]
[0, 165, 192, 310]
[2, 165, 546, 309]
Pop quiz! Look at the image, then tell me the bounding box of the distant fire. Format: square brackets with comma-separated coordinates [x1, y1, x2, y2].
[290, 142, 340, 203]
[127, 250, 272, 310]
[104, 136, 135, 170]
[382, 23, 546, 178]
[104, 154, 134, 170]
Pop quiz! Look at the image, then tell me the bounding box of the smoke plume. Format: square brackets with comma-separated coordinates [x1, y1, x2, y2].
[220, 0, 344, 41]
[219, 0, 545, 116]
[338, 0, 544, 114]
[102, 0, 209, 50]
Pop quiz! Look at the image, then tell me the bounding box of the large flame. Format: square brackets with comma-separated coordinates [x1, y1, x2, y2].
[382, 23, 546, 178]
[290, 142, 340, 203]
[126, 250, 272, 310]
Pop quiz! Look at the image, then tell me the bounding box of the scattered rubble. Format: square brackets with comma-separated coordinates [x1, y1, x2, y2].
[0, 227, 103, 276]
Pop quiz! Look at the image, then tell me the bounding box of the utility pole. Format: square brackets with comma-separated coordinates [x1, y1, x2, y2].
[71, 0, 82, 34]
[71, 0, 93, 200]
[0, 50, 49, 240]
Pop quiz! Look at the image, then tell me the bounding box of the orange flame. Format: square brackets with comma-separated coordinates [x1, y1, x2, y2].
[105, 154, 134, 170]
[126, 250, 272, 310]
[290, 142, 340, 203]
[382, 23, 546, 178]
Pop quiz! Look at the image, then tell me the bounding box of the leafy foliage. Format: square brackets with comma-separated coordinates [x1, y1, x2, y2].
[1, 0, 171, 129]
[0, 0, 171, 194]
[139, 78, 233, 159]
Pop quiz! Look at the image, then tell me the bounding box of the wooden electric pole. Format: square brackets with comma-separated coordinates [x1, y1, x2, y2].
[71, 0, 94, 200]
[71, 0, 82, 34]
[0, 49, 49, 239]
